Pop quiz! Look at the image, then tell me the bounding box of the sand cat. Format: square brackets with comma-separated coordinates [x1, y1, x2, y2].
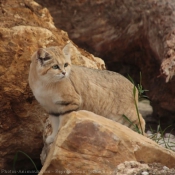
[29, 42, 145, 144]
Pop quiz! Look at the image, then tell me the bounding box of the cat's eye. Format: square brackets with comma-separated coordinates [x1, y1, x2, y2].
[64, 63, 69, 67]
[52, 65, 60, 69]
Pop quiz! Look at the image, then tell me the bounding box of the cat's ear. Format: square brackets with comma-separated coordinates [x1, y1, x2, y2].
[36, 48, 51, 66]
[62, 42, 72, 60]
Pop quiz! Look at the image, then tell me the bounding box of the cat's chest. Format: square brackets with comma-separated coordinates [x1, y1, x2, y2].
[33, 84, 61, 111]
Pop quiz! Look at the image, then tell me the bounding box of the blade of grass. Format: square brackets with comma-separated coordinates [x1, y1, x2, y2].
[133, 85, 144, 135]
[13, 150, 38, 171]
[13, 152, 18, 170]
[122, 114, 141, 134]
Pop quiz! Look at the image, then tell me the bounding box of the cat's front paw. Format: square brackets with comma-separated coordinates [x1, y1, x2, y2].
[45, 135, 55, 145]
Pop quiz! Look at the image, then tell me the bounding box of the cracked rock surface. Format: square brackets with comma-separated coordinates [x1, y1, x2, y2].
[40, 111, 175, 175]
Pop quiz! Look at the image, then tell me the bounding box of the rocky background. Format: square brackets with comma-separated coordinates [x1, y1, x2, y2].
[35, 0, 175, 129]
[0, 0, 104, 171]
[1, 0, 175, 174]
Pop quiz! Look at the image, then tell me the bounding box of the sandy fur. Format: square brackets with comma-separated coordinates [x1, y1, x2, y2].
[29, 43, 145, 143]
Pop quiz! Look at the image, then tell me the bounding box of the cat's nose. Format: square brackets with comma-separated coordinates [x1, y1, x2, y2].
[62, 71, 66, 75]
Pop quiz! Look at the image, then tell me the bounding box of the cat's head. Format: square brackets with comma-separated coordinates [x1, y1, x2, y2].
[33, 43, 72, 81]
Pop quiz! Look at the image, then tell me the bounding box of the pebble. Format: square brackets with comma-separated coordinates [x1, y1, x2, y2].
[164, 133, 175, 139]
[146, 130, 152, 135]
[141, 171, 149, 175]
[163, 166, 169, 170]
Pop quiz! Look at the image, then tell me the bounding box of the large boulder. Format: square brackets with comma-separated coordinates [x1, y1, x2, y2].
[0, 0, 104, 170]
[39, 111, 175, 175]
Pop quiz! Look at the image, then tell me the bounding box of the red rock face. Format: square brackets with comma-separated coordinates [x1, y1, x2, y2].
[36, 0, 175, 126]
[0, 0, 104, 170]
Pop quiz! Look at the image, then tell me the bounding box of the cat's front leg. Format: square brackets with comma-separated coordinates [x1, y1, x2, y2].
[58, 102, 80, 114]
[45, 115, 63, 145]
[55, 96, 81, 114]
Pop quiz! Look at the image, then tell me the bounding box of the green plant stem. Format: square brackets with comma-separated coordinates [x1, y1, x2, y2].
[133, 86, 144, 135]
[13, 150, 38, 171]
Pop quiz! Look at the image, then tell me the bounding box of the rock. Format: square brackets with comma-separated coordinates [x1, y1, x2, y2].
[36, 0, 175, 126]
[0, 0, 104, 170]
[39, 111, 175, 175]
[141, 172, 149, 175]
[138, 100, 153, 118]
[116, 161, 150, 175]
